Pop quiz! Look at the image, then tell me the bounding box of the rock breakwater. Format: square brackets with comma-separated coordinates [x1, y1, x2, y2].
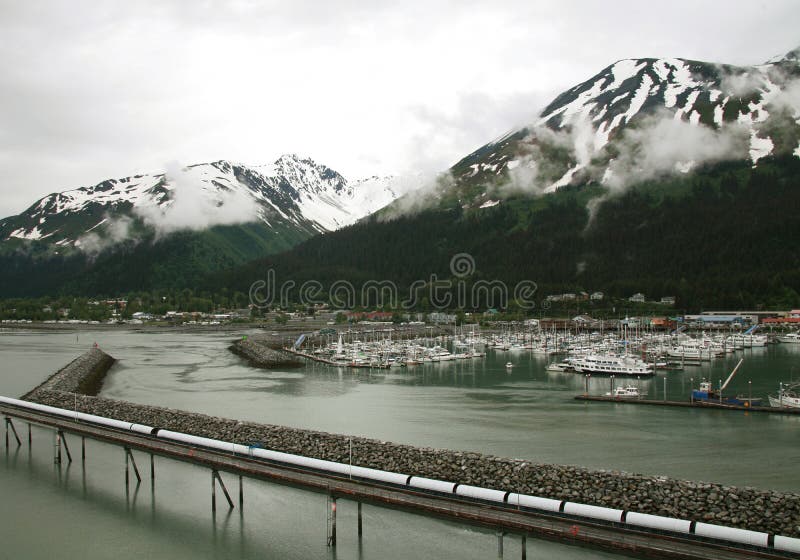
[23, 350, 800, 538]
[229, 339, 302, 369]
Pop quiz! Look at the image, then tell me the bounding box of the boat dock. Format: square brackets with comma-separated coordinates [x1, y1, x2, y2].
[574, 395, 800, 414]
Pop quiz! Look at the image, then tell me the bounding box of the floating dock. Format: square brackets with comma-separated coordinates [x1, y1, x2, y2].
[574, 395, 800, 415]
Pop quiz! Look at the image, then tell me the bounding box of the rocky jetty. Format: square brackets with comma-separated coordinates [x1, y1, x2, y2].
[229, 338, 302, 369]
[23, 349, 800, 538]
[24, 347, 116, 398]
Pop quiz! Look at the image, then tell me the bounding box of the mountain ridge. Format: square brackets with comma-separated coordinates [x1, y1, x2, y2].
[439, 47, 800, 212]
[0, 154, 411, 251]
[1, 46, 799, 304]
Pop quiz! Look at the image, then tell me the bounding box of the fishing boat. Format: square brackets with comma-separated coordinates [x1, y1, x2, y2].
[768, 382, 800, 408]
[691, 359, 762, 407]
[605, 386, 640, 399]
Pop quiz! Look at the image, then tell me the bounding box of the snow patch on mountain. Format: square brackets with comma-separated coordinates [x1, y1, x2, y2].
[133, 162, 260, 236]
[1, 155, 419, 248]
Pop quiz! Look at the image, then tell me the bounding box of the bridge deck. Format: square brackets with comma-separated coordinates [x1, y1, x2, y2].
[0, 402, 790, 560]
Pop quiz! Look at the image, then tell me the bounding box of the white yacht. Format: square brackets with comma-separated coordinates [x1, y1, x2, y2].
[777, 332, 800, 344]
[545, 361, 572, 373]
[605, 386, 641, 398]
[571, 354, 654, 376]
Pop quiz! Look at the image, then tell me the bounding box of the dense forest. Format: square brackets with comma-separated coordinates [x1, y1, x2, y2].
[0, 221, 307, 298]
[1, 156, 799, 313]
[210, 156, 800, 311]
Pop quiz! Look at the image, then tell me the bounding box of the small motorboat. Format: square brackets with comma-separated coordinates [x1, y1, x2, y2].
[605, 386, 640, 399]
[505, 362, 514, 369]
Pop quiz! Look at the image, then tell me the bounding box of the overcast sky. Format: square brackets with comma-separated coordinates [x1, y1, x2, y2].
[1, 0, 798, 217]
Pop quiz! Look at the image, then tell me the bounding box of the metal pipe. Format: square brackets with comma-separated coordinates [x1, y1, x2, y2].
[211, 470, 216, 512]
[6, 417, 21, 447]
[327, 495, 337, 547]
[55, 431, 61, 464]
[59, 430, 72, 463]
[212, 470, 233, 509]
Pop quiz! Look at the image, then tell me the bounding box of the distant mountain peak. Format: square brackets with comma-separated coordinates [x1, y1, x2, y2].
[765, 46, 800, 64]
[0, 156, 420, 250]
[447, 47, 800, 209]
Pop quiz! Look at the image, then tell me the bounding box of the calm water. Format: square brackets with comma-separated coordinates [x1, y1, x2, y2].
[1, 328, 798, 560]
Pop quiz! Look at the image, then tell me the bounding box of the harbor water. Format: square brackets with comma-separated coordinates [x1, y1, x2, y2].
[1, 328, 798, 559]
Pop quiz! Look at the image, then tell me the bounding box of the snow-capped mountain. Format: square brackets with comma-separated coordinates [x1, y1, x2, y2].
[0, 154, 411, 249]
[449, 46, 800, 207]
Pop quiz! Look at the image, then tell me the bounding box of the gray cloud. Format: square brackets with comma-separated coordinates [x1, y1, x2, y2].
[133, 162, 259, 237]
[605, 113, 751, 192]
[75, 215, 134, 256]
[1, 1, 799, 218]
[583, 112, 751, 228]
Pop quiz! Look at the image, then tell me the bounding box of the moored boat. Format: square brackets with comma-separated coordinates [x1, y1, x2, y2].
[605, 386, 641, 399]
[768, 382, 800, 408]
[571, 353, 654, 376]
[691, 359, 762, 407]
[777, 332, 800, 344]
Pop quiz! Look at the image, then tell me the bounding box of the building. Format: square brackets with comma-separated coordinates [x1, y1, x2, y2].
[590, 291, 604, 301]
[629, 293, 646, 303]
[684, 314, 747, 327]
[650, 317, 677, 330]
[660, 296, 676, 305]
[429, 312, 457, 324]
[346, 311, 394, 322]
[699, 311, 775, 324]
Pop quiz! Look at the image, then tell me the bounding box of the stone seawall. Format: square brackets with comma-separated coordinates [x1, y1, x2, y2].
[24, 350, 800, 538]
[24, 347, 116, 398]
[229, 339, 303, 369]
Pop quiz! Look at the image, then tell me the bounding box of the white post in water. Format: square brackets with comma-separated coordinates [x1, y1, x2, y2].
[663, 377, 667, 402]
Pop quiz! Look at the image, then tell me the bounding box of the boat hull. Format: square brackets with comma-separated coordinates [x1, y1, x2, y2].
[768, 395, 800, 408]
[692, 391, 762, 407]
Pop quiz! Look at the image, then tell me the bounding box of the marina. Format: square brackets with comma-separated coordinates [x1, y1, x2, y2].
[1, 328, 799, 560]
